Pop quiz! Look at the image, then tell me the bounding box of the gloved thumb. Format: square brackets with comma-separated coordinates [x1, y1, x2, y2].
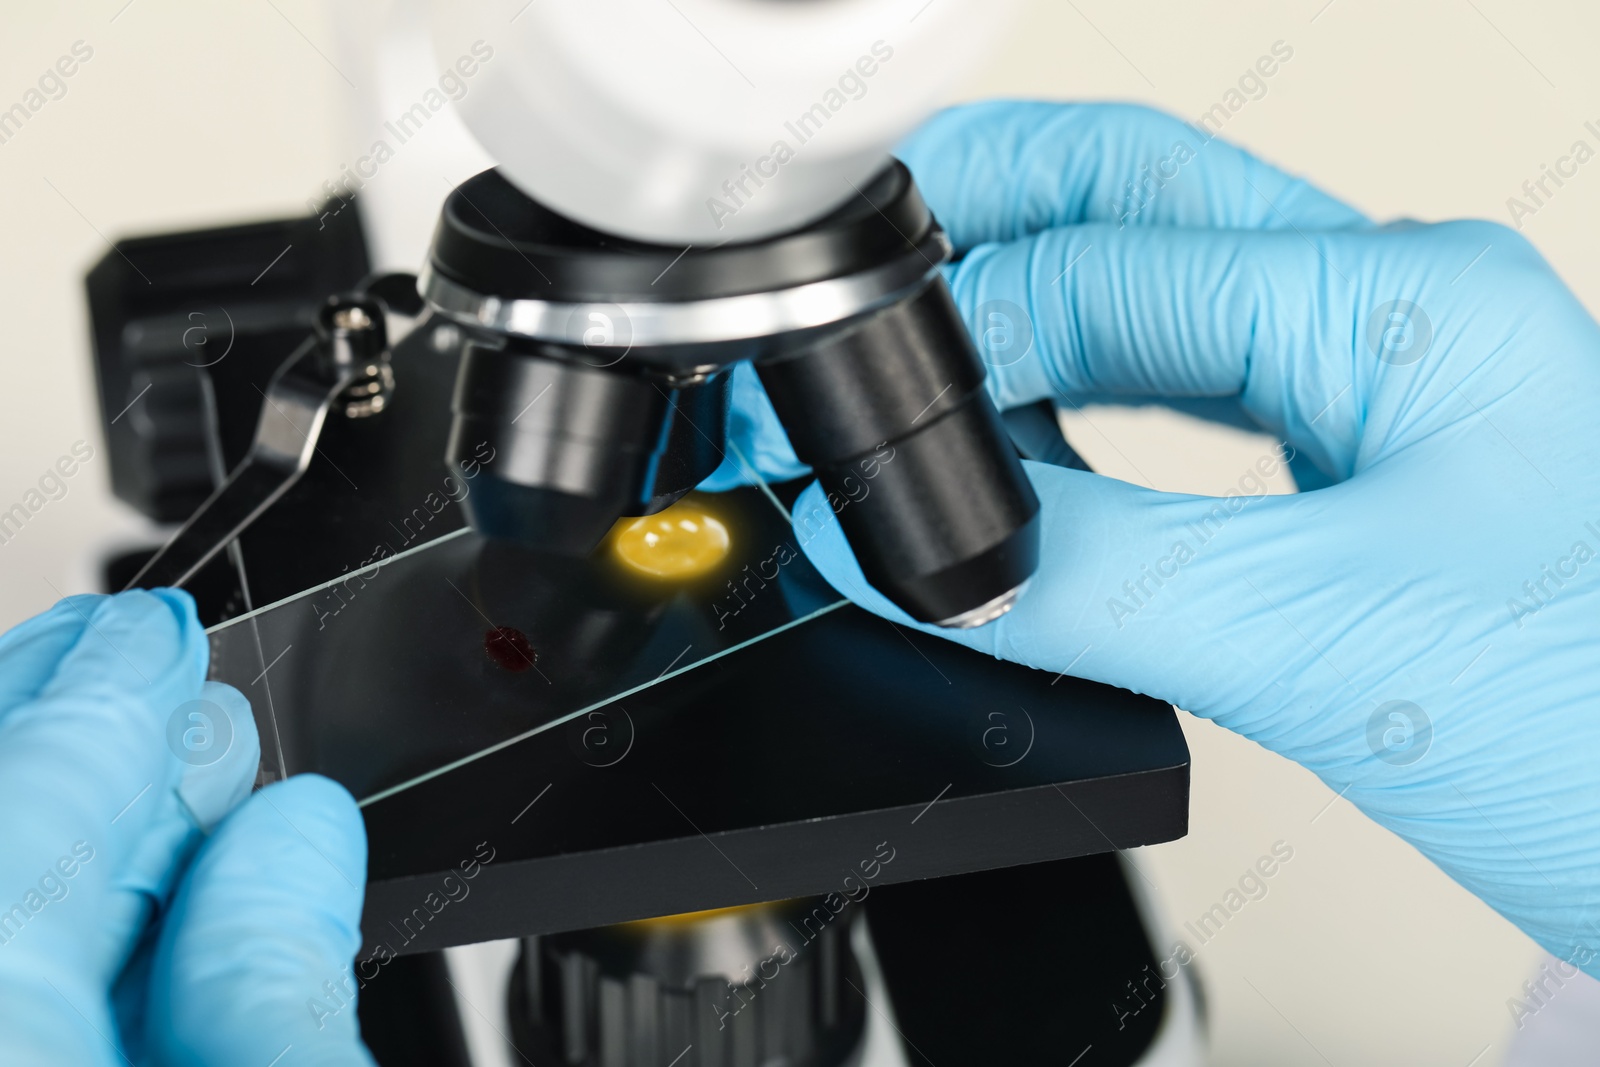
[795, 458, 1342, 748]
[147, 775, 376, 1067]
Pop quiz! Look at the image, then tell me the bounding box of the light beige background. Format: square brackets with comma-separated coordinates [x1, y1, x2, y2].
[2, 1, 1595, 1064]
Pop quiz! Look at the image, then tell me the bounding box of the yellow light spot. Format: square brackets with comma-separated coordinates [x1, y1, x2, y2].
[611, 499, 730, 580]
[622, 902, 772, 929]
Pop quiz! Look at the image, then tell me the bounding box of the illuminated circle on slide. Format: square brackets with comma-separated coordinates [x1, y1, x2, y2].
[610, 499, 731, 579]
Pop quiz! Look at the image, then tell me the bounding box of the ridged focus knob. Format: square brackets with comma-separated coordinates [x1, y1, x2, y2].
[509, 900, 865, 1067]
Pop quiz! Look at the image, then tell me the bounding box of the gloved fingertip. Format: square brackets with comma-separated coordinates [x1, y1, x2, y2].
[0, 594, 100, 656]
[52, 592, 111, 618]
[144, 586, 199, 623]
[267, 772, 363, 822]
[150, 587, 203, 646]
[163, 773, 368, 983]
[790, 482, 913, 624]
[173, 772, 367, 921]
[698, 452, 755, 492]
[46, 589, 209, 700]
[174, 681, 260, 833]
[149, 773, 374, 1067]
[0, 596, 110, 715]
[141, 587, 208, 678]
[258, 774, 368, 876]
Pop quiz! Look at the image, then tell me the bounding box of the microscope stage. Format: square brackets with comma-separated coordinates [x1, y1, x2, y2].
[356, 599, 1188, 956]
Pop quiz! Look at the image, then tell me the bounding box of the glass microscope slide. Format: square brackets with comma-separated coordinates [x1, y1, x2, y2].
[207, 481, 844, 804]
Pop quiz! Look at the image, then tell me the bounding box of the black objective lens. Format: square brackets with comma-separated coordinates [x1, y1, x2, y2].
[446, 342, 728, 554]
[759, 282, 1040, 626]
[425, 162, 1040, 626]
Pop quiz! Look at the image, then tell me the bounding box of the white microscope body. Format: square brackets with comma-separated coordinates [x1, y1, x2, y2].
[427, 0, 1019, 244]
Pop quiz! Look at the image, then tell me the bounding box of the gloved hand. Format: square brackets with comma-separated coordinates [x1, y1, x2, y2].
[722, 101, 1600, 975]
[0, 590, 374, 1065]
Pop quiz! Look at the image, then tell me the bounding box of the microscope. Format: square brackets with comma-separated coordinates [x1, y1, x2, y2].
[85, 2, 1200, 1062]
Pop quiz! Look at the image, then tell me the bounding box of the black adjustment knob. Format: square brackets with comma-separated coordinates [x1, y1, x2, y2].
[509, 901, 866, 1067]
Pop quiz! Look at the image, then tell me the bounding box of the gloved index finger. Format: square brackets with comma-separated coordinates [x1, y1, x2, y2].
[0, 590, 206, 850]
[0, 592, 226, 934]
[897, 100, 1367, 253]
[149, 775, 375, 1067]
[0, 594, 112, 720]
[0, 590, 220, 1057]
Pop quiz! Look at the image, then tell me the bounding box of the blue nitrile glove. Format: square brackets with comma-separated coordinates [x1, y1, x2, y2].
[722, 101, 1600, 976]
[0, 590, 374, 1065]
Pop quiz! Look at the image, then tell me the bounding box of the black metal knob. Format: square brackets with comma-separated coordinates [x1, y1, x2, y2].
[509, 901, 865, 1067]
